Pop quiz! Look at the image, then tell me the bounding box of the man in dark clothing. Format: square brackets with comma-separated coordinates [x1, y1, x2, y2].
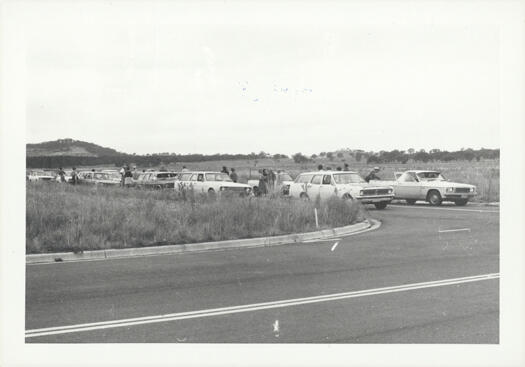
[58, 167, 66, 183]
[71, 167, 79, 185]
[221, 166, 229, 175]
[230, 168, 238, 183]
[124, 165, 133, 186]
[258, 169, 269, 196]
[317, 164, 324, 171]
[336, 166, 342, 171]
[344, 163, 350, 171]
[365, 167, 381, 182]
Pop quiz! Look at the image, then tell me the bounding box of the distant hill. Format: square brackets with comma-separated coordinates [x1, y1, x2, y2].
[26, 138, 123, 157]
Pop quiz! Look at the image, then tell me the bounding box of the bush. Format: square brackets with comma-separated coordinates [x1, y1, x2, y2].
[26, 183, 366, 254]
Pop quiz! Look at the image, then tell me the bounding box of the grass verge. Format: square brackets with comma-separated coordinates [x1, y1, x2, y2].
[26, 182, 366, 254]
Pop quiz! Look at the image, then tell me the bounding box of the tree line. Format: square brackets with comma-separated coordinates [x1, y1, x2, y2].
[26, 152, 288, 169]
[292, 148, 499, 164]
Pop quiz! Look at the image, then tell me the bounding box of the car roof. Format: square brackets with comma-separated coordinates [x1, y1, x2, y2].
[299, 171, 358, 175]
[406, 170, 441, 174]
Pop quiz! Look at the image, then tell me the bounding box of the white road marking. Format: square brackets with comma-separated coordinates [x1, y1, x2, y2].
[302, 238, 342, 243]
[438, 228, 471, 233]
[273, 320, 279, 333]
[389, 205, 499, 213]
[25, 273, 499, 339]
[330, 242, 339, 251]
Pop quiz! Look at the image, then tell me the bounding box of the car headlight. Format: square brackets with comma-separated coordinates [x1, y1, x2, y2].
[388, 189, 393, 194]
[470, 187, 475, 192]
[220, 186, 225, 191]
[359, 190, 364, 196]
[446, 187, 454, 193]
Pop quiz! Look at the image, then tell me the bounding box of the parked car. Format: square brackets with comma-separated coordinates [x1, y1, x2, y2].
[133, 171, 180, 189]
[27, 170, 55, 182]
[247, 170, 294, 196]
[288, 171, 394, 209]
[178, 171, 252, 196]
[78, 171, 121, 186]
[371, 170, 477, 206]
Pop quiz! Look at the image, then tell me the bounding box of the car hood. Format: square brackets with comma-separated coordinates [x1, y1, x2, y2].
[218, 182, 251, 188]
[337, 183, 393, 191]
[417, 181, 476, 189]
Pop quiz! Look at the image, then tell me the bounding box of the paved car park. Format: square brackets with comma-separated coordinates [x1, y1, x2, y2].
[26, 203, 499, 343]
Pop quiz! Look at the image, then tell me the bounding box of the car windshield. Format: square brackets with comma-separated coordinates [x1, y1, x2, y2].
[333, 173, 366, 184]
[279, 173, 293, 181]
[157, 173, 177, 179]
[416, 172, 446, 181]
[206, 173, 233, 182]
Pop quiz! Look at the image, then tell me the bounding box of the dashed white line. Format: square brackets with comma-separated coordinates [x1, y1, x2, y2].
[389, 205, 499, 213]
[438, 228, 471, 233]
[25, 273, 499, 339]
[330, 242, 339, 251]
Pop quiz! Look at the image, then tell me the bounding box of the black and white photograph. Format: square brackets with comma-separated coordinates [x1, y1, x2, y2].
[1, 0, 524, 366]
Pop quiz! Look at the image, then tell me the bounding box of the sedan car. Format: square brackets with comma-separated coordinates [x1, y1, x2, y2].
[288, 171, 394, 209]
[27, 170, 55, 182]
[78, 171, 121, 186]
[178, 171, 252, 196]
[371, 170, 477, 206]
[133, 171, 180, 189]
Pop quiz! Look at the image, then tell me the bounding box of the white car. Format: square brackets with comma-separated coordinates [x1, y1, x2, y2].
[27, 170, 55, 182]
[372, 170, 477, 206]
[289, 171, 394, 209]
[177, 171, 252, 196]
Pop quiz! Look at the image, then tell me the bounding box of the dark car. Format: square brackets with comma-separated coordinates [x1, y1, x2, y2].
[133, 171, 180, 189]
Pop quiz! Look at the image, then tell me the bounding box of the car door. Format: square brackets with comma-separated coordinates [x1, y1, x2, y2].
[319, 174, 336, 200]
[395, 172, 421, 199]
[307, 174, 323, 199]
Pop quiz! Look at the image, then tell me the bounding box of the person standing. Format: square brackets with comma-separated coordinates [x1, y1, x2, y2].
[71, 167, 79, 185]
[221, 166, 229, 175]
[344, 163, 350, 171]
[119, 164, 126, 186]
[230, 168, 238, 183]
[124, 165, 133, 186]
[58, 167, 66, 183]
[269, 169, 276, 191]
[365, 167, 381, 182]
[181, 166, 189, 172]
[258, 169, 269, 196]
[317, 164, 324, 171]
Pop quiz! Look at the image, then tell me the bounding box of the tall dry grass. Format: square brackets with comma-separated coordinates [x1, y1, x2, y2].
[26, 182, 365, 254]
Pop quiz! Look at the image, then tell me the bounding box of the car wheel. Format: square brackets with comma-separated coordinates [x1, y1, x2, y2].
[208, 188, 216, 198]
[342, 193, 353, 201]
[405, 199, 416, 205]
[374, 202, 388, 210]
[300, 193, 310, 201]
[455, 199, 468, 206]
[427, 190, 442, 206]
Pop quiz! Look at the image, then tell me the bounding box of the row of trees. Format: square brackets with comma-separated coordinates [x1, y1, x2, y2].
[27, 147, 499, 169]
[292, 148, 499, 164]
[26, 151, 290, 169]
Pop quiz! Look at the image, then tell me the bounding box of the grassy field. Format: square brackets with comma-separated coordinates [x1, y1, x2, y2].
[26, 182, 366, 254]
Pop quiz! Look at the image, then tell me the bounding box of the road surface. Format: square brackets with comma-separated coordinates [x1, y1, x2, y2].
[26, 203, 499, 343]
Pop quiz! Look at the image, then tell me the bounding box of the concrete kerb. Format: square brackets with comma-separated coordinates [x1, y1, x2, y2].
[26, 219, 380, 265]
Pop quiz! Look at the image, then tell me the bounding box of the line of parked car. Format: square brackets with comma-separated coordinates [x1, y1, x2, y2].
[26, 168, 478, 208]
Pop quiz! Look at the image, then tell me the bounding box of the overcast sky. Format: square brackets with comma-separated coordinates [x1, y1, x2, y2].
[24, 2, 500, 156]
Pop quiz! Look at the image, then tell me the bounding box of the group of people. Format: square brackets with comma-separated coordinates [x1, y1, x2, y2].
[220, 166, 238, 183]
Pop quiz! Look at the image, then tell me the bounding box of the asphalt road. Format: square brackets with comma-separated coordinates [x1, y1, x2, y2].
[26, 203, 499, 343]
